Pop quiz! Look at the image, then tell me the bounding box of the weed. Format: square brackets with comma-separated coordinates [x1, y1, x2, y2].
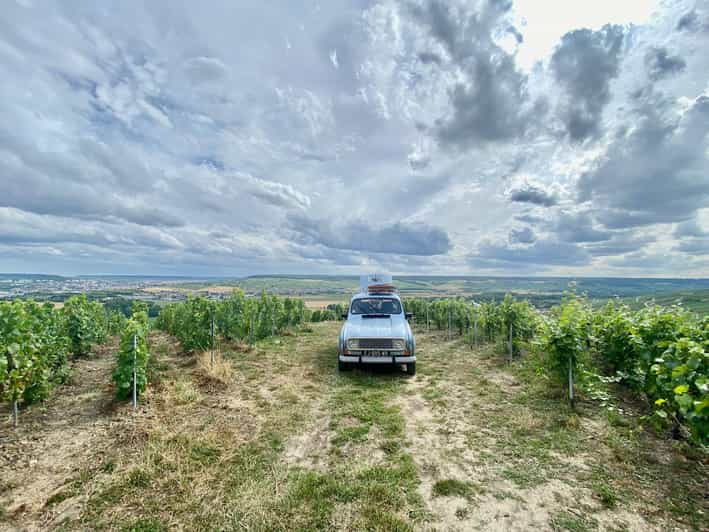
[331, 424, 370, 446]
[380, 439, 401, 455]
[550, 511, 598, 532]
[126, 468, 152, 489]
[593, 481, 617, 508]
[455, 507, 469, 519]
[190, 442, 221, 465]
[45, 489, 73, 507]
[501, 465, 545, 488]
[101, 459, 116, 474]
[119, 517, 166, 532]
[432, 479, 474, 498]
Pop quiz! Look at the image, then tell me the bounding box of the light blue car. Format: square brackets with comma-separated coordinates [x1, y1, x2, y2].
[338, 290, 416, 375]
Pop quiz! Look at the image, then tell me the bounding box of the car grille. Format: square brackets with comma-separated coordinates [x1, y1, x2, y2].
[359, 338, 393, 350]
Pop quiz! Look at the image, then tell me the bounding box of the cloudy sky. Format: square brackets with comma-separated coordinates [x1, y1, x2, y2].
[1, 0, 708, 276]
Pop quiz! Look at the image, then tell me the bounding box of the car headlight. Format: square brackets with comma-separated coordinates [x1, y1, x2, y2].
[392, 339, 406, 350]
[346, 338, 360, 349]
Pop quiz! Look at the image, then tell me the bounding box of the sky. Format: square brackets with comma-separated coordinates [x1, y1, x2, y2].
[1, 0, 708, 277]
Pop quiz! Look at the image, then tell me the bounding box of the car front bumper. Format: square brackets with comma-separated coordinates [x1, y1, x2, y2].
[339, 354, 416, 364]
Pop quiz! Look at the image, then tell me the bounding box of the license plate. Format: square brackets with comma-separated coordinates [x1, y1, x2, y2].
[367, 351, 387, 357]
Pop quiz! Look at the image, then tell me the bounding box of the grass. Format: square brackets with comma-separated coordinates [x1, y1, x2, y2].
[550, 511, 598, 532]
[119, 518, 166, 532]
[70, 323, 427, 530]
[432, 479, 476, 498]
[592, 481, 617, 508]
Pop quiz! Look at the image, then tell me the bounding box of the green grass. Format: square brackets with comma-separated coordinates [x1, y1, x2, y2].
[432, 479, 476, 498]
[550, 511, 598, 532]
[119, 518, 166, 532]
[592, 481, 617, 508]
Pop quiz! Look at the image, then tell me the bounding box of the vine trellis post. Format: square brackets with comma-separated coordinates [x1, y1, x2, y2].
[132, 333, 137, 410]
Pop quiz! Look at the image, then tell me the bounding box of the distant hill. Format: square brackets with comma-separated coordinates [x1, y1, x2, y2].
[0, 273, 66, 281]
[185, 275, 709, 312]
[234, 275, 709, 298]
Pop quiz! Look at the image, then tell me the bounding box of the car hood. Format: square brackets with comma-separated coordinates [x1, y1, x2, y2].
[343, 316, 409, 338]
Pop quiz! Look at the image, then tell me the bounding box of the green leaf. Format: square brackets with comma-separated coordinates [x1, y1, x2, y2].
[674, 384, 689, 395]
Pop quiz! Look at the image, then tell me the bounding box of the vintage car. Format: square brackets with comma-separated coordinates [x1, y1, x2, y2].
[338, 276, 416, 375]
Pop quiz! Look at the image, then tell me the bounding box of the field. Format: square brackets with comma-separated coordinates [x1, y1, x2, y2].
[6, 275, 709, 315]
[171, 276, 709, 313]
[1, 322, 707, 531]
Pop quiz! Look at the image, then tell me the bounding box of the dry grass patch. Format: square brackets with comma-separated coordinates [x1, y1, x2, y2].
[196, 350, 234, 385]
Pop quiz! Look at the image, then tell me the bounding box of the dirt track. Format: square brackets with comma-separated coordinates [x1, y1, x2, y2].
[0, 323, 706, 531]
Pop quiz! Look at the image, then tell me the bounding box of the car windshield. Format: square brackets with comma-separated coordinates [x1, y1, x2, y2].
[350, 298, 402, 315]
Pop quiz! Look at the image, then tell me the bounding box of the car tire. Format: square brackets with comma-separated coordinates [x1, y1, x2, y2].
[406, 362, 416, 376]
[338, 359, 349, 371]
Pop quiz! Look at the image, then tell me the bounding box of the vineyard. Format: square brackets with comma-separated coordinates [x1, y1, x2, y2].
[1, 289, 707, 530]
[1, 291, 308, 425]
[404, 292, 709, 443]
[0, 296, 114, 425]
[156, 290, 308, 349]
[2, 290, 708, 439]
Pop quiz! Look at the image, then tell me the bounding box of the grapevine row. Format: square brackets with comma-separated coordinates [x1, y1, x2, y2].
[0, 295, 123, 425]
[156, 290, 308, 351]
[404, 293, 708, 443]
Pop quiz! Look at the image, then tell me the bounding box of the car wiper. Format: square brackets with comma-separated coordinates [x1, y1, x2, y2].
[362, 313, 391, 318]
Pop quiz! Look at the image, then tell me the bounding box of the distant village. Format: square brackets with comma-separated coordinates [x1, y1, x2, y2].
[0, 276, 192, 303]
[0, 275, 353, 304]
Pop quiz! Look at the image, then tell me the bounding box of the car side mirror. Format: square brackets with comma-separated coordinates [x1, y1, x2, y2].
[341, 312, 348, 320]
[405, 312, 413, 320]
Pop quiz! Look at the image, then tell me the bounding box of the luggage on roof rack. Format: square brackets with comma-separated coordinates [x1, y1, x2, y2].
[360, 273, 396, 294]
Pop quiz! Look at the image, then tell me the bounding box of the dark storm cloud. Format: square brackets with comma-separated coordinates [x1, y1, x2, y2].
[472, 238, 590, 267]
[551, 24, 625, 141]
[508, 226, 536, 244]
[410, 0, 541, 147]
[644, 47, 686, 81]
[286, 214, 451, 256]
[578, 92, 709, 229]
[508, 183, 558, 207]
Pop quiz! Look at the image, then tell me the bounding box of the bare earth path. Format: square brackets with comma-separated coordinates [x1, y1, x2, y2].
[0, 323, 706, 531]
